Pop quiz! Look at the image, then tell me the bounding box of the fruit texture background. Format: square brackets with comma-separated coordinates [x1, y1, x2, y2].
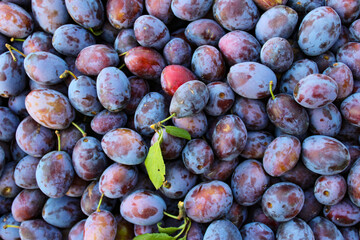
[0, 0, 360, 239]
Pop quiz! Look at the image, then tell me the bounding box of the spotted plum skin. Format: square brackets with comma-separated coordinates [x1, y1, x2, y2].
[31, 0, 69, 34]
[15, 116, 55, 157]
[97, 67, 131, 112]
[68, 220, 85, 240]
[91, 110, 127, 135]
[293, 74, 338, 109]
[75, 44, 120, 76]
[11, 189, 47, 222]
[184, 180, 233, 223]
[163, 38, 192, 67]
[0, 2, 34, 38]
[0, 107, 20, 142]
[323, 62, 354, 100]
[262, 182, 305, 222]
[170, 80, 210, 118]
[102, 128, 147, 165]
[134, 92, 168, 136]
[24, 51, 68, 85]
[227, 62, 277, 99]
[231, 160, 270, 206]
[106, 0, 143, 29]
[260, 37, 294, 73]
[341, 93, 360, 127]
[212, 114, 247, 161]
[81, 181, 116, 216]
[25, 89, 75, 130]
[145, 0, 173, 24]
[205, 82, 235, 117]
[182, 139, 214, 175]
[276, 218, 315, 240]
[309, 216, 344, 239]
[151, 130, 186, 160]
[72, 136, 108, 181]
[302, 135, 350, 175]
[0, 51, 27, 98]
[226, 202, 248, 229]
[160, 161, 197, 199]
[232, 97, 269, 130]
[134, 15, 170, 50]
[298, 6, 341, 56]
[114, 28, 139, 54]
[99, 163, 138, 199]
[84, 210, 117, 240]
[42, 196, 84, 228]
[68, 76, 103, 116]
[125, 77, 149, 114]
[120, 190, 166, 226]
[266, 93, 309, 136]
[348, 159, 360, 207]
[263, 135, 301, 177]
[202, 157, 239, 181]
[314, 175, 346, 206]
[19, 219, 62, 240]
[255, 5, 298, 45]
[36, 151, 74, 198]
[124, 46, 166, 80]
[191, 45, 226, 83]
[14, 156, 40, 189]
[171, 0, 213, 21]
[185, 19, 225, 47]
[65, 0, 104, 30]
[323, 199, 360, 227]
[326, 0, 360, 24]
[308, 103, 342, 137]
[337, 43, 360, 80]
[213, 0, 259, 31]
[172, 111, 208, 138]
[52, 24, 96, 57]
[218, 30, 261, 66]
[240, 131, 274, 159]
[280, 59, 319, 94]
[0, 162, 22, 198]
[203, 219, 242, 240]
[240, 222, 275, 240]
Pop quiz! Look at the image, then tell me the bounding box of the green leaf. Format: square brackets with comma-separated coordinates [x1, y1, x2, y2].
[145, 131, 165, 190]
[165, 126, 191, 140]
[158, 222, 186, 235]
[133, 233, 175, 240]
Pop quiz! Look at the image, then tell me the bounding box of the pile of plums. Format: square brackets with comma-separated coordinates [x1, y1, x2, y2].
[0, 0, 360, 239]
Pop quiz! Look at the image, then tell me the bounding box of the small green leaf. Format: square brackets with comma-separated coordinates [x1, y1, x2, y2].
[158, 222, 186, 235]
[133, 233, 175, 240]
[165, 126, 191, 140]
[145, 131, 165, 189]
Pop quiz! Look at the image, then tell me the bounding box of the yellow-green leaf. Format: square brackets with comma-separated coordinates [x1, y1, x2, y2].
[165, 126, 191, 140]
[133, 233, 175, 240]
[145, 138, 165, 189]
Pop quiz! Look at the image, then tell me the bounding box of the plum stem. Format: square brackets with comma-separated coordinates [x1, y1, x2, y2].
[60, 70, 78, 80]
[150, 113, 176, 132]
[163, 201, 186, 221]
[118, 63, 126, 70]
[269, 81, 275, 100]
[96, 193, 104, 212]
[10, 38, 25, 42]
[5, 43, 27, 61]
[88, 27, 103, 36]
[3, 225, 20, 229]
[119, 51, 128, 57]
[71, 122, 87, 137]
[55, 130, 61, 151]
